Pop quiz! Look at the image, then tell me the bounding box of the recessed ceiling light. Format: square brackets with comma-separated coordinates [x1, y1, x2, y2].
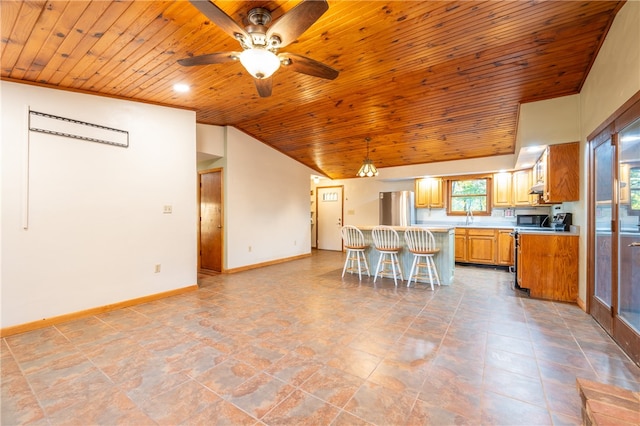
[173, 83, 190, 93]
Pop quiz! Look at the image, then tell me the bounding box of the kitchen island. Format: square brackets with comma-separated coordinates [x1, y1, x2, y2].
[357, 226, 455, 285]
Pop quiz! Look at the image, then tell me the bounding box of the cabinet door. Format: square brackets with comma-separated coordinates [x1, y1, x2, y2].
[512, 169, 534, 206]
[492, 173, 512, 207]
[516, 240, 523, 286]
[519, 234, 578, 302]
[415, 178, 444, 208]
[544, 142, 579, 203]
[429, 178, 444, 208]
[415, 178, 430, 208]
[454, 228, 467, 262]
[467, 229, 496, 264]
[497, 230, 514, 266]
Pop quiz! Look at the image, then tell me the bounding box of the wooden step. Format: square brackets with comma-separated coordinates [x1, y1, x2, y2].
[576, 378, 640, 425]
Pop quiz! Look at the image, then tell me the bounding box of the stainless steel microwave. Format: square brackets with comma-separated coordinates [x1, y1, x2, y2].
[516, 214, 550, 227]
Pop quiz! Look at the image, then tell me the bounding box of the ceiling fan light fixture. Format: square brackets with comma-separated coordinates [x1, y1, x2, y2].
[357, 138, 379, 177]
[239, 48, 280, 79]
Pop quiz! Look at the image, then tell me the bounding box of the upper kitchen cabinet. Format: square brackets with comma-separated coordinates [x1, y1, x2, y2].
[492, 173, 512, 207]
[535, 142, 580, 204]
[513, 169, 536, 206]
[493, 170, 535, 207]
[415, 178, 444, 208]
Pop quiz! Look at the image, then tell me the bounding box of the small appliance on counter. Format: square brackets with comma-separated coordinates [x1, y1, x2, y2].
[551, 212, 572, 231]
[516, 214, 550, 229]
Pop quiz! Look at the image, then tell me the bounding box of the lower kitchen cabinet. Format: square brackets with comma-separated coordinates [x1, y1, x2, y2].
[518, 233, 578, 302]
[497, 230, 514, 266]
[454, 229, 467, 262]
[455, 228, 513, 266]
[467, 228, 496, 264]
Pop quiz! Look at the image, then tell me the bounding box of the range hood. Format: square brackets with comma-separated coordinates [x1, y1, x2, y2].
[529, 182, 544, 195]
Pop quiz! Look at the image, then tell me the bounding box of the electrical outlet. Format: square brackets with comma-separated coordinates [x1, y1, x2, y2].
[155, 264, 161, 273]
[248, 245, 252, 252]
[163, 205, 172, 214]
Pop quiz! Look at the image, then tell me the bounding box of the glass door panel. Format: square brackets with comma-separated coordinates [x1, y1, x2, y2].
[594, 141, 614, 310]
[618, 117, 640, 335]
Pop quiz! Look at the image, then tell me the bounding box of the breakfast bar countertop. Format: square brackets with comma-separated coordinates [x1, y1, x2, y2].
[356, 225, 455, 233]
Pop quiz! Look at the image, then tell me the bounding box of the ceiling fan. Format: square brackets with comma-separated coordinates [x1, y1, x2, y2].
[178, 0, 339, 97]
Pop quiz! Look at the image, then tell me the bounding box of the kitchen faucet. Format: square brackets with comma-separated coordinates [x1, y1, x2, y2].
[465, 203, 474, 225]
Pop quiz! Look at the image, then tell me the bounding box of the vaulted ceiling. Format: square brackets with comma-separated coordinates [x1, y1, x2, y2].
[1, 1, 625, 179]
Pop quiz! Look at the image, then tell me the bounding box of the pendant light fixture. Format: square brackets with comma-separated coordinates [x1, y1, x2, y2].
[357, 137, 379, 177]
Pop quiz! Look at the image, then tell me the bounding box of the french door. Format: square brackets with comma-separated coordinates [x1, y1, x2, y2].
[589, 94, 640, 365]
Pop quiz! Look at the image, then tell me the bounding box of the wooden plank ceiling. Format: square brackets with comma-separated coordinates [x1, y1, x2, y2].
[1, 1, 624, 179]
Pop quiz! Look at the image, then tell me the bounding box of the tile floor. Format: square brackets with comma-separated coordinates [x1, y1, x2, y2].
[2, 249, 640, 425]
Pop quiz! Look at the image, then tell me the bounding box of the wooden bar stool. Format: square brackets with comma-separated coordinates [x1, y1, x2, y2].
[372, 225, 403, 286]
[340, 226, 370, 280]
[404, 227, 441, 290]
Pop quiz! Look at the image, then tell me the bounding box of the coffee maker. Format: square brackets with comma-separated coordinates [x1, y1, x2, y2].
[551, 212, 572, 231]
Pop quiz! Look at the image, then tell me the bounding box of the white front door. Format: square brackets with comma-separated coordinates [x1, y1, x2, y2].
[317, 186, 343, 251]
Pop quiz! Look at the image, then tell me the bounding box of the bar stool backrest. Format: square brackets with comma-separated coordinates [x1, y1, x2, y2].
[404, 227, 437, 253]
[372, 226, 401, 250]
[341, 226, 366, 249]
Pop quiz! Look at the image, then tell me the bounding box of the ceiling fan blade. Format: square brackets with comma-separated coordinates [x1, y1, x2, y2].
[177, 52, 240, 66]
[188, 0, 249, 44]
[279, 52, 338, 80]
[254, 78, 273, 97]
[266, 0, 329, 48]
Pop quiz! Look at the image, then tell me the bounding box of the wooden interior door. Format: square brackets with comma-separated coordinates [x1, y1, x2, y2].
[200, 169, 222, 272]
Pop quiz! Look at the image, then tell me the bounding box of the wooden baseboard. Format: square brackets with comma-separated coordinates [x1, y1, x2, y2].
[0, 284, 198, 338]
[576, 296, 586, 312]
[224, 253, 311, 274]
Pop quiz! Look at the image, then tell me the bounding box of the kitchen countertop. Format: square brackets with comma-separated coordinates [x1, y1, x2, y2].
[358, 224, 581, 235]
[516, 229, 580, 236]
[416, 221, 516, 229]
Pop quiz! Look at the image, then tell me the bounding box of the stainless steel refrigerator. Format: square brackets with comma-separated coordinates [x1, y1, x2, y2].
[379, 191, 415, 226]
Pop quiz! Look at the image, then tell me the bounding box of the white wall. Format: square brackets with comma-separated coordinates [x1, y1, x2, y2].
[378, 154, 516, 180]
[196, 123, 224, 161]
[516, 95, 581, 148]
[224, 127, 315, 269]
[576, 0, 640, 303]
[1, 82, 197, 328]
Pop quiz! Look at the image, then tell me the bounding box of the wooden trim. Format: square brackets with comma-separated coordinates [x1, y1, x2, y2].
[0, 285, 198, 338]
[440, 173, 493, 181]
[576, 296, 586, 312]
[223, 253, 312, 274]
[198, 167, 223, 175]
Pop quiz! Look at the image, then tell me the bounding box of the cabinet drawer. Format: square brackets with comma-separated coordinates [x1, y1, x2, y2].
[467, 228, 496, 237]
